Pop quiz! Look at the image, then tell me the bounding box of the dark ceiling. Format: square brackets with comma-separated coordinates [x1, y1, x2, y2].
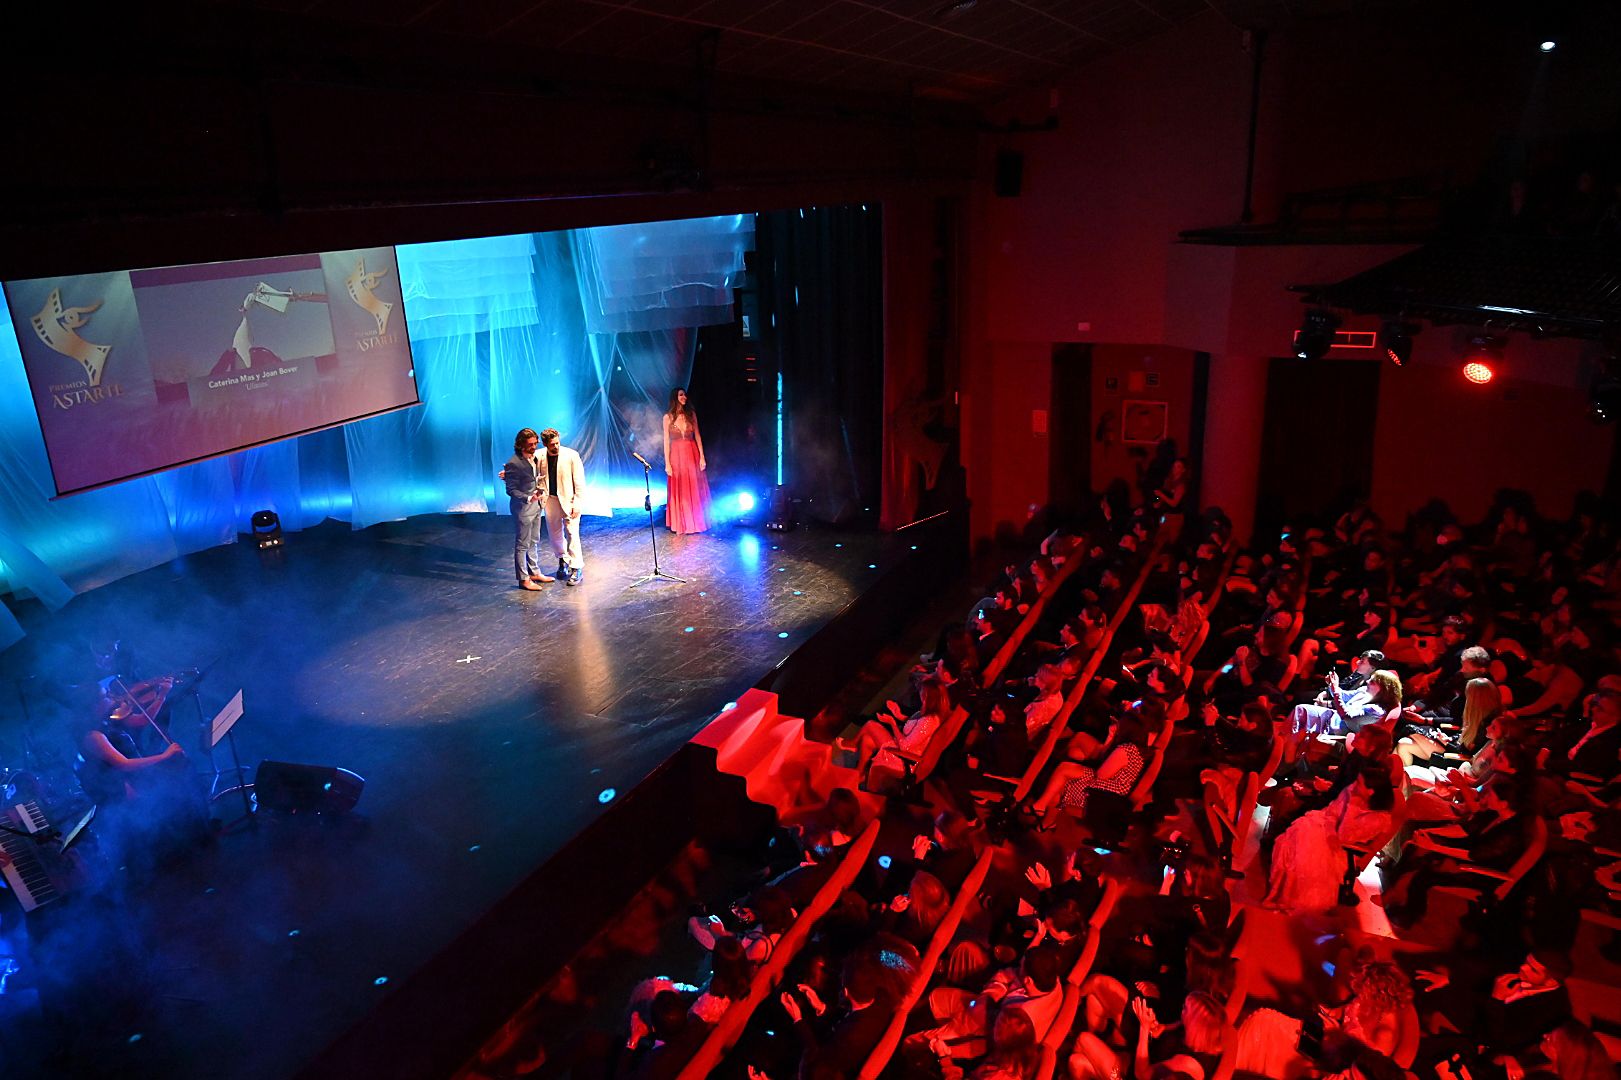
[220, 0, 1372, 104]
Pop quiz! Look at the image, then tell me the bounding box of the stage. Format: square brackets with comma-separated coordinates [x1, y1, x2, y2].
[0, 509, 932, 1079]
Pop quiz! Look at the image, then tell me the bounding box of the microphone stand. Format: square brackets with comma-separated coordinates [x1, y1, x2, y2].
[629, 456, 687, 589]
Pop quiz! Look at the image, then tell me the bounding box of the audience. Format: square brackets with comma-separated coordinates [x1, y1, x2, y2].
[568, 479, 1621, 1080]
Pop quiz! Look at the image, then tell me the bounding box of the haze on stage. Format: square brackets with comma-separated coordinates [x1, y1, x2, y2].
[4, 247, 420, 496]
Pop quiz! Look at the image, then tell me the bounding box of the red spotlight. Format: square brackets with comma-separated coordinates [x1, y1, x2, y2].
[1461, 334, 1503, 386]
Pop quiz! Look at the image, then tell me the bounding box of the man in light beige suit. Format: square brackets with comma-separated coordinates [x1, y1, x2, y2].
[539, 428, 587, 585]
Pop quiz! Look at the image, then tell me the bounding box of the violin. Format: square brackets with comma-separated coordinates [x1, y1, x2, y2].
[105, 676, 176, 725]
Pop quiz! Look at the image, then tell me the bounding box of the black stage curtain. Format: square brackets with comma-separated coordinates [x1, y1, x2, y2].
[756, 205, 885, 524]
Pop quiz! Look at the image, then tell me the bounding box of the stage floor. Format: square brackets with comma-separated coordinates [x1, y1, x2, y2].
[0, 511, 901, 1079]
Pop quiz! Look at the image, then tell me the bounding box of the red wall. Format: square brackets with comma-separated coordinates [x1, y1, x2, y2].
[962, 6, 1618, 543]
[1089, 345, 1198, 493]
[1370, 332, 1612, 525]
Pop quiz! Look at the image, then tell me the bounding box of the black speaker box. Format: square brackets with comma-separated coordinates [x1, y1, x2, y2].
[994, 150, 1024, 197]
[256, 761, 365, 814]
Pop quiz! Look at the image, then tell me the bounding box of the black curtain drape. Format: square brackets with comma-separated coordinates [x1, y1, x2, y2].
[754, 205, 885, 524]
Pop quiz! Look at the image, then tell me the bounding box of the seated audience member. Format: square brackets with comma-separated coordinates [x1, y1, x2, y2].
[1541, 687, 1621, 783]
[780, 950, 892, 1075]
[1515, 1019, 1613, 1080]
[1324, 957, 1418, 1063]
[884, 869, 953, 949]
[1185, 701, 1274, 854]
[1379, 775, 1536, 925]
[1265, 767, 1397, 914]
[933, 1005, 1043, 1080]
[1130, 990, 1226, 1080]
[915, 943, 1064, 1062]
[1027, 712, 1151, 831]
[1414, 949, 1575, 1058]
[854, 676, 952, 778]
[621, 989, 706, 1080]
[1431, 645, 1494, 718]
[687, 885, 796, 964]
[1263, 720, 1401, 843]
[689, 936, 755, 1025]
[1397, 675, 1502, 768]
[1515, 647, 1585, 720]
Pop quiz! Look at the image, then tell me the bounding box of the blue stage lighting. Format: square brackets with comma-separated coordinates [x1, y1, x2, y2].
[737, 491, 756, 512]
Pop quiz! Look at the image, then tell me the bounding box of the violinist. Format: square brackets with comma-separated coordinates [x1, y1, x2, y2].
[75, 685, 186, 807]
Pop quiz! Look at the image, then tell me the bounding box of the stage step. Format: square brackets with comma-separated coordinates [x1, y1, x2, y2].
[690, 688, 867, 822]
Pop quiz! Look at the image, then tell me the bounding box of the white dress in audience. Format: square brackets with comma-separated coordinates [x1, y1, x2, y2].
[1264, 779, 1392, 913]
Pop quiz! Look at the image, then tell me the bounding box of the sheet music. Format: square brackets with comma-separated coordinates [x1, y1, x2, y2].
[211, 690, 244, 747]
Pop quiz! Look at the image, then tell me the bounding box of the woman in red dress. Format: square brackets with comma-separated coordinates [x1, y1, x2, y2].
[663, 387, 712, 534]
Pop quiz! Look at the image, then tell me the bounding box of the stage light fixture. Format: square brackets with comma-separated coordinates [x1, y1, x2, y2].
[251, 509, 283, 549]
[1378, 319, 1415, 367]
[1293, 308, 1341, 360]
[1591, 372, 1621, 424]
[736, 491, 757, 513]
[1540, 39, 1556, 52]
[1461, 335, 1503, 385]
[765, 485, 796, 532]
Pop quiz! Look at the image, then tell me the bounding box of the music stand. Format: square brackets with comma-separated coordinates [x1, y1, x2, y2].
[629, 457, 686, 588]
[205, 690, 255, 823]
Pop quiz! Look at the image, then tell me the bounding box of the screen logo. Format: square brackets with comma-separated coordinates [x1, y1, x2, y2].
[346, 257, 394, 337]
[32, 289, 112, 387]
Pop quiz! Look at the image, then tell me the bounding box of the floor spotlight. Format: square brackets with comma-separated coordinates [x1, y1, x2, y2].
[1539, 39, 1556, 52]
[1293, 308, 1341, 360]
[251, 510, 284, 549]
[1462, 361, 1495, 385]
[1379, 319, 1415, 367]
[1592, 373, 1621, 424]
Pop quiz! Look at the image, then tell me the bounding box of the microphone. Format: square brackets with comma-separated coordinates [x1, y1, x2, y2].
[631, 452, 652, 470]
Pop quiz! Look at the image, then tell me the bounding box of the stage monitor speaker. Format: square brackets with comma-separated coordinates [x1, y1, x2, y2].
[255, 761, 365, 815]
[994, 150, 1024, 197]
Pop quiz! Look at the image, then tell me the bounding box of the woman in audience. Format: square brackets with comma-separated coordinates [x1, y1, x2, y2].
[1131, 990, 1225, 1079]
[853, 675, 952, 777]
[935, 1005, 1042, 1080]
[1265, 766, 1398, 913]
[889, 869, 952, 949]
[1325, 957, 1417, 1064]
[1264, 722, 1401, 843]
[690, 936, 755, 1025]
[1194, 700, 1276, 854]
[1401, 676, 1501, 772]
[1527, 1019, 1613, 1080]
[1028, 712, 1151, 830]
[1068, 1030, 1127, 1080]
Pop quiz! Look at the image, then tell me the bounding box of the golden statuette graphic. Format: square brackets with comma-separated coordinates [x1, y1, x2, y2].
[345, 258, 394, 337]
[31, 289, 112, 386]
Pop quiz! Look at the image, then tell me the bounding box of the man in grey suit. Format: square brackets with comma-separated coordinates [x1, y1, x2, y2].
[504, 427, 554, 590]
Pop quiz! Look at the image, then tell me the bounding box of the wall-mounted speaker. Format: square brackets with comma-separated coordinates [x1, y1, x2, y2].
[255, 761, 365, 814]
